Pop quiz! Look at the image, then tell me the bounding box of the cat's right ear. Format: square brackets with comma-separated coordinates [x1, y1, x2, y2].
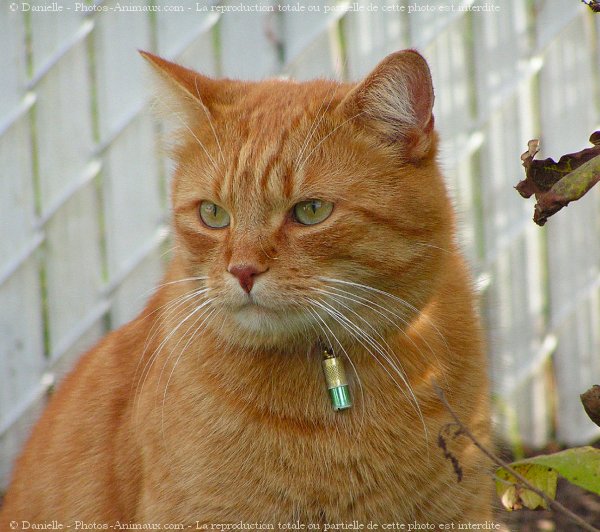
[139, 50, 218, 125]
[340, 49, 435, 161]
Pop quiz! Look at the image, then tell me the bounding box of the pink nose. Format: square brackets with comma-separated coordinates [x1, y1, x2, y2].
[228, 264, 266, 293]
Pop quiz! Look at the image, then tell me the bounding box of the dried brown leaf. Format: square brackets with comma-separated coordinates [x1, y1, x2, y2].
[581, 385, 600, 428]
[515, 131, 600, 226]
[582, 0, 600, 13]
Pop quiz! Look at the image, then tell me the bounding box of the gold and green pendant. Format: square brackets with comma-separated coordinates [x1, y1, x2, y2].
[321, 345, 352, 411]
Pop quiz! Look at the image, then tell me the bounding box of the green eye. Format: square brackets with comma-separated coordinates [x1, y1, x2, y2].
[199, 201, 230, 228]
[293, 199, 334, 226]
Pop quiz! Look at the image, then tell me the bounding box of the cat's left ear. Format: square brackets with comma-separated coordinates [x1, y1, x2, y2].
[139, 50, 221, 124]
[340, 50, 435, 161]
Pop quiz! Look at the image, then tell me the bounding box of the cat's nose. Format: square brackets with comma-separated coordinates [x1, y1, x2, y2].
[228, 264, 267, 293]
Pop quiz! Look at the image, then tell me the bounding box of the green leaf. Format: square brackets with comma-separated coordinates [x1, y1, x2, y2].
[496, 446, 600, 511]
[515, 446, 600, 495]
[496, 464, 558, 511]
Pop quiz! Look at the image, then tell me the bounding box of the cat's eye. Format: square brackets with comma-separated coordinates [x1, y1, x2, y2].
[293, 199, 334, 226]
[199, 201, 230, 229]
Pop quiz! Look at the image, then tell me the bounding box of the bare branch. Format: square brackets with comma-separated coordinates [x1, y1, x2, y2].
[432, 381, 600, 532]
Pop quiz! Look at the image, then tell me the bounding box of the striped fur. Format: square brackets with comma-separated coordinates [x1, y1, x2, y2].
[1, 50, 492, 525]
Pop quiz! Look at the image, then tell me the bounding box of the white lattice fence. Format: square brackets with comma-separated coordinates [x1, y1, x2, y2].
[1, 0, 599, 490]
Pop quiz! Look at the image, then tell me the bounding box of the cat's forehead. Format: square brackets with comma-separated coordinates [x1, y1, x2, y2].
[209, 81, 352, 209]
[229, 79, 349, 134]
[248, 78, 348, 111]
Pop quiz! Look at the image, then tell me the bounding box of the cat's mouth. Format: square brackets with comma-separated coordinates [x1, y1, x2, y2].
[237, 300, 270, 313]
[225, 298, 309, 336]
[234, 299, 289, 320]
[227, 288, 284, 313]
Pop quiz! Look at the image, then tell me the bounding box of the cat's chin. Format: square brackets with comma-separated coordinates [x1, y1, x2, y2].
[219, 303, 315, 348]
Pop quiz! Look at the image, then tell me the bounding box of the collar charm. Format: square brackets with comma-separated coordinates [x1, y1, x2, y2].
[321, 345, 352, 411]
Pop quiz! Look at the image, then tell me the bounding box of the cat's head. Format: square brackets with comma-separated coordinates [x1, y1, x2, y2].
[143, 50, 453, 350]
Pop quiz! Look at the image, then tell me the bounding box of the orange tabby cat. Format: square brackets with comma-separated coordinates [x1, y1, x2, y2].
[1, 50, 492, 525]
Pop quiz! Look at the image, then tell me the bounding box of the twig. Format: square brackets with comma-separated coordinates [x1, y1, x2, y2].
[432, 382, 600, 532]
[533, 153, 600, 225]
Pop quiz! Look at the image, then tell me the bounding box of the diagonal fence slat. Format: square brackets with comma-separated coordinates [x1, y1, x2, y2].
[32, 36, 105, 372]
[92, 6, 165, 328]
[0, 9, 49, 491]
[219, 1, 281, 79]
[343, 0, 409, 80]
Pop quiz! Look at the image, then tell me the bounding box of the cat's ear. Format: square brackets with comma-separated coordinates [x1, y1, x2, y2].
[341, 50, 435, 160]
[139, 50, 219, 124]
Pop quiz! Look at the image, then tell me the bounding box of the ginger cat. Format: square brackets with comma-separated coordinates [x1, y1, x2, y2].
[1, 50, 492, 525]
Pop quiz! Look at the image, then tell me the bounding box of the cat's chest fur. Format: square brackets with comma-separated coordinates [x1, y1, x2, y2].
[133, 334, 451, 523]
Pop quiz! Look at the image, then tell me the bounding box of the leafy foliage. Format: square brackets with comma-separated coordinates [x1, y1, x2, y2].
[497, 463, 558, 510]
[497, 447, 600, 511]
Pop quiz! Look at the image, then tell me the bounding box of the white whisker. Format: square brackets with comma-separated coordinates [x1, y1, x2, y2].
[313, 285, 437, 365]
[309, 296, 428, 442]
[194, 75, 225, 164]
[294, 82, 340, 172]
[146, 276, 209, 295]
[303, 303, 366, 435]
[297, 111, 366, 171]
[320, 276, 451, 357]
[133, 297, 214, 424]
[133, 287, 209, 401]
[311, 299, 412, 403]
[160, 94, 219, 172]
[160, 306, 219, 446]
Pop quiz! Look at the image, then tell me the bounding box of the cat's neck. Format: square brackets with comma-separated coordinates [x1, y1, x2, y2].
[148, 248, 481, 428]
[149, 257, 464, 425]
